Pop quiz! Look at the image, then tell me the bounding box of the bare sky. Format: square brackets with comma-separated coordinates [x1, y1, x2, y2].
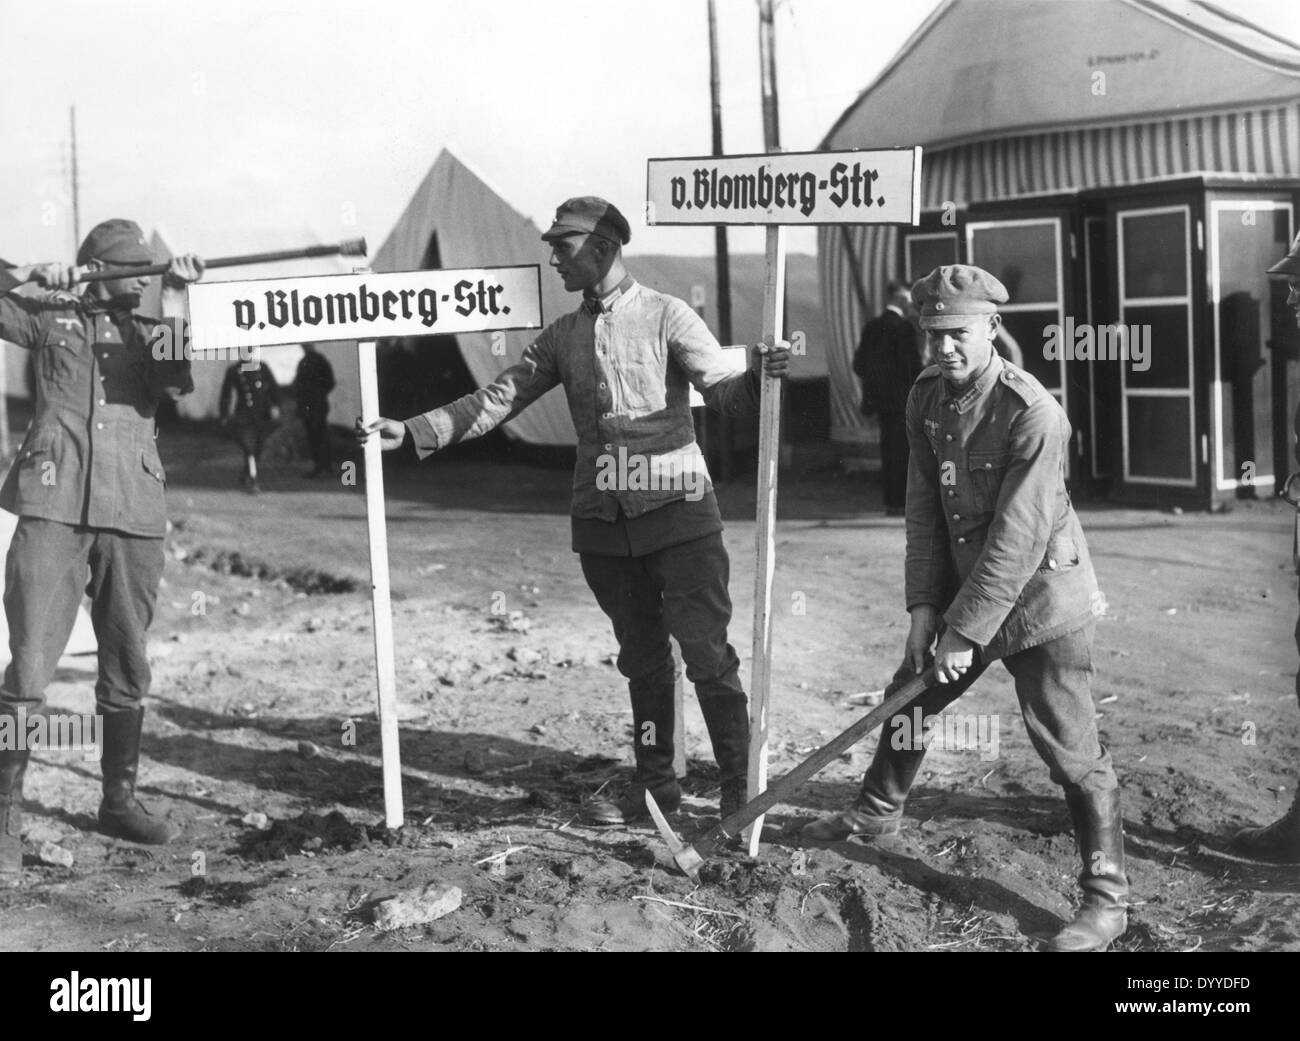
[1, 0, 1296, 265]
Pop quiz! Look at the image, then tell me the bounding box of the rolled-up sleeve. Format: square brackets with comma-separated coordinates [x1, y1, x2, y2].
[904, 387, 957, 611]
[664, 299, 759, 417]
[406, 329, 561, 458]
[942, 398, 1061, 645]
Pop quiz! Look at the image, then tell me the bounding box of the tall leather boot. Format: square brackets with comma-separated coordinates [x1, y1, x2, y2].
[1231, 792, 1300, 863]
[584, 676, 679, 826]
[98, 708, 179, 845]
[1044, 786, 1128, 951]
[801, 729, 928, 842]
[0, 737, 30, 874]
[698, 692, 750, 819]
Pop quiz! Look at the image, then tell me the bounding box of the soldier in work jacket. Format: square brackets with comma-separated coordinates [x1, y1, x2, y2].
[803, 264, 1128, 953]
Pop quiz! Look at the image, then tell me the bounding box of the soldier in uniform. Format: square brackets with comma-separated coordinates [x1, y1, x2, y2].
[0, 219, 203, 874]
[803, 265, 1127, 952]
[293, 342, 335, 478]
[220, 349, 281, 493]
[1233, 229, 1300, 863]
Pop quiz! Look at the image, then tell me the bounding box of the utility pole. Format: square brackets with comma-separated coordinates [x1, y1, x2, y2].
[70, 106, 81, 251]
[707, 0, 732, 346]
[707, 0, 735, 480]
[758, 0, 780, 151]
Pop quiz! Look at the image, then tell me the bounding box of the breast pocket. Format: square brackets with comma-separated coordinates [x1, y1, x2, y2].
[41, 338, 82, 387]
[614, 342, 667, 412]
[967, 448, 1010, 512]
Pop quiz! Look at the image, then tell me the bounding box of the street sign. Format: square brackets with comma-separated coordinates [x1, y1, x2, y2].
[186, 266, 542, 352]
[647, 148, 921, 227]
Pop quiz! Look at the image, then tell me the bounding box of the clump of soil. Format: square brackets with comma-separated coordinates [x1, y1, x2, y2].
[180, 547, 358, 594]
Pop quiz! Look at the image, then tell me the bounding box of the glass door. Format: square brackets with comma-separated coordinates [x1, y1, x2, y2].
[965, 216, 1073, 475]
[1114, 205, 1196, 488]
[1208, 198, 1294, 496]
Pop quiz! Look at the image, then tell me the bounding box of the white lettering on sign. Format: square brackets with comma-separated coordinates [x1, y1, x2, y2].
[186, 266, 543, 352]
[646, 148, 921, 226]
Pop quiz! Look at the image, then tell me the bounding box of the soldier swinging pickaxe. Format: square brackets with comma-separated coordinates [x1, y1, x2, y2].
[645, 667, 936, 880]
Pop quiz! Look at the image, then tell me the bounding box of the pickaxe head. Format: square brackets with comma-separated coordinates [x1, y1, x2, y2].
[644, 789, 704, 882]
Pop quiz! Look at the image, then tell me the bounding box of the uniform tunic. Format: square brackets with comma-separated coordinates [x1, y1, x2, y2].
[0, 288, 191, 713]
[905, 352, 1098, 662]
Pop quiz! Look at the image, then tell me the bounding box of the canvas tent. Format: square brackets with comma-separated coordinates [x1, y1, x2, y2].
[372, 148, 576, 447]
[820, 0, 1300, 508]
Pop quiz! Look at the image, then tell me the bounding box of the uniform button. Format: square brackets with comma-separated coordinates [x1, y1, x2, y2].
[599, 382, 607, 390]
[1048, 558, 1058, 570]
[604, 443, 613, 452]
[984, 462, 992, 470]
[947, 489, 956, 497]
[98, 398, 106, 406]
[948, 403, 956, 411]
[602, 412, 613, 419]
[945, 434, 953, 443]
[952, 514, 960, 521]
[95, 422, 104, 430]
[59, 340, 67, 346]
[956, 537, 967, 545]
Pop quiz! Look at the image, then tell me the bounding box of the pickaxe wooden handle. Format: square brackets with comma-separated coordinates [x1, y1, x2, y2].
[75, 237, 368, 283]
[653, 667, 936, 880]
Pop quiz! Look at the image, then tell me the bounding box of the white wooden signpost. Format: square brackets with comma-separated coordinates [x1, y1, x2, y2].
[647, 147, 921, 854]
[188, 264, 543, 829]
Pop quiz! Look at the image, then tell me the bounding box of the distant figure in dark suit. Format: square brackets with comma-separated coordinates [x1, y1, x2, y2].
[220, 351, 281, 493]
[293, 343, 335, 478]
[853, 282, 921, 515]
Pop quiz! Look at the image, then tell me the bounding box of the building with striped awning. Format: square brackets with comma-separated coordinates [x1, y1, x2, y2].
[820, 0, 1300, 509]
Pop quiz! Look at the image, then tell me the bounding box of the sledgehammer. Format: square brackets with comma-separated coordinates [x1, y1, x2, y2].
[646, 667, 935, 881]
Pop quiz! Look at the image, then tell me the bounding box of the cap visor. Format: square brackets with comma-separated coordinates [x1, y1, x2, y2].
[541, 224, 587, 242]
[1267, 258, 1300, 277]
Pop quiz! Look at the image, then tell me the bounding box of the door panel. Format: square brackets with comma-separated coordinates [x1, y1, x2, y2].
[1115, 205, 1196, 487]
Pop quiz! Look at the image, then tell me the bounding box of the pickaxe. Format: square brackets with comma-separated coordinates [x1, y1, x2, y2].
[646, 667, 935, 880]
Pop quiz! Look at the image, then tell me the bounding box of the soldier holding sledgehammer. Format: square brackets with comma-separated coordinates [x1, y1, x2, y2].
[0, 220, 203, 874]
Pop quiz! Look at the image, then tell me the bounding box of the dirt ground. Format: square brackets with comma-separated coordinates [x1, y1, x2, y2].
[2, 420, 1298, 953]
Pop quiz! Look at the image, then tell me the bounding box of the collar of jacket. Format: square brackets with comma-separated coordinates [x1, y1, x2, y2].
[582, 274, 636, 315]
[944, 351, 1004, 414]
[76, 288, 137, 324]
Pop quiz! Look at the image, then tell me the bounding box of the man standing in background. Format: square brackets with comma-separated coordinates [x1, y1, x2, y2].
[853, 282, 921, 516]
[220, 349, 281, 494]
[294, 342, 335, 478]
